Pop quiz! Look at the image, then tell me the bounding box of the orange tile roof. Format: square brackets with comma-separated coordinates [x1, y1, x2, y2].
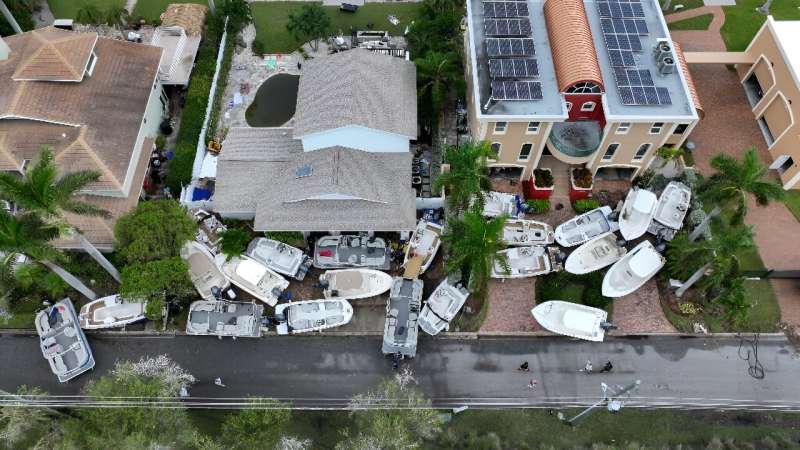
[11, 27, 97, 82]
[543, 0, 604, 93]
[672, 41, 704, 119]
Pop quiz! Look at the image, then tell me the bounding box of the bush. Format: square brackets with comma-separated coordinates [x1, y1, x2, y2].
[251, 39, 265, 56]
[633, 169, 655, 189]
[533, 169, 553, 188]
[220, 228, 252, 260]
[525, 199, 550, 214]
[265, 231, 305, 245]
[115, 200, 198, 264]
[573, 198, 600, 214]
[571, 168, 593, 188]
[155, 135, 166, 150]
[120, 258, 195, 319]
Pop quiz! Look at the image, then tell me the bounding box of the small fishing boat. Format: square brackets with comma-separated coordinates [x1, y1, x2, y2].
[418, 278, 470, 336]
[491, 246, 555, 279]
[653, 181, 692, 230]
[602, 240, 665, 297]
[554, 206, 615, 247]
[246, 238, 312, 280]
[186, 300, 263, 338]
[36, 298, 95, 383]
[531, 300, 609, 342]
[274, 299, 354, 334]
[181, 240, 231, 300]
[313, 235, 390, 270]
[618, 188, 658, 241]
[564, 232, 627, 275]
[319, 268, 393, 300]
[78, 295, 146, 330]
[219, 255, 289, 307]
[482, 191, 518, 218]
[503, 218, 555, 246]
[382, 277, 423, 358]
[403, 219, 443, 275]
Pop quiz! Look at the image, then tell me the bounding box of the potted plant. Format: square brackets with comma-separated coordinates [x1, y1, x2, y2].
[570, 167, 593, 202]
[524, 168, 554, 199]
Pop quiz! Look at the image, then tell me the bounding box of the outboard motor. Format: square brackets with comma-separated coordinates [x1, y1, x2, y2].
[600, 321, 618, 331]
[616, 238, 628, 248]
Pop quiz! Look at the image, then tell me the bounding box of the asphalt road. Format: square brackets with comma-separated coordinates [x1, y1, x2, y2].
[1, 333, 798, 410]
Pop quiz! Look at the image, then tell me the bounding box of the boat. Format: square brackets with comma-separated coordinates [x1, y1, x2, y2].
[78, 295, 146, 330]
[402, 219, 443, 275]
[246, 237, 312, 280]
[382, 277, 423, 358]
[491, 246, 557, 279]
[181, 240, 231, 300]
[186, 300, 263, 338]
[313, 235, 390, 270]
[653, 181, 692, 230]
[274, 299, 354, 334]
[602, 240, 665, 297]
[531, 300, 609, 342]
[554, 206, 615, 247]
[219, 255, 289, 307]
[418, 278, 470, 336]
[564, 232, 627, 275]
[482, 191, 518, 218]
[503, 218, 555, 246]
[35, 298, 95, 383]
[618, 188, 658, 241]
[319, 268, 393, 299]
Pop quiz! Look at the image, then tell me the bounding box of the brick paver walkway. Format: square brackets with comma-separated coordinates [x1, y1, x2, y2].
[610, 280, 677, 333]
[480, 278, 543, 333]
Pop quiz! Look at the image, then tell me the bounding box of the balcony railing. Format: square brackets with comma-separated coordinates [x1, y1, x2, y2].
[548, 121, 603, 159]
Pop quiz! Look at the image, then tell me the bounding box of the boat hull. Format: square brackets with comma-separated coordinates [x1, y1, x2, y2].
[321, 269, 393, 299]
[274, 299, 354, 334]
[618, 189, 657, 241]
[403, 220, 443, 275]
[564, 232, 627, 275]
[554, 206, 614, 247]
[532, 300, 607, 342]
[79, 295, 147, 330]
[181, 241, 231, 300]
[601, 241, 665, 297]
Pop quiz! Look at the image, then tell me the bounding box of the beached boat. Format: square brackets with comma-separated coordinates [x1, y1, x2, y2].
[618, 188, 658, 241]
[403, 219, 443, 275]
[602, 240, 665, 297]
[274, 299, 354, 334]
[78, 295, 146, 330]
[319, 268, 393, 299]
[491, 246, 555, 279]
[554, 206, 615, 247]
[186, 300, 263, 337]
[482, 191, 518, 218]
[246, 238, 312, 280]
[653, 181, 691, 230]
[418, 278, 470, 336]
[382, 277, 423, 358]
[219, 256, 289, 307]
[181, 240, 231, 300]
[36, 298, 95, 383]
[532, 300, 609, 342]
[313, 235, 390, 270]
[564, 232, 627, 275]
[503, 218, 555, 246]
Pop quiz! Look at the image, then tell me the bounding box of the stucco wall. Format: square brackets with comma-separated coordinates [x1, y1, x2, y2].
[588, 121, 681, 177]
[485, 121, 551, 179]
[300, 125, 410, 152]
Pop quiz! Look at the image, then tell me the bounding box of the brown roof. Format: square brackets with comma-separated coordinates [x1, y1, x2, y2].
[672, 41, 704, 119]
[11, 27, 97, 82]
[543, 0, 604, 93]
[160, 3, 209, 36]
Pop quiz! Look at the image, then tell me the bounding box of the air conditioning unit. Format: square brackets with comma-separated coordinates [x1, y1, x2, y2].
[654, 38, 673, 64]
[658, 57, 676, 75]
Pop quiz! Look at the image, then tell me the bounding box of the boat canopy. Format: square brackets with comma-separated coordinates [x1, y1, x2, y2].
[630, 248, 661, 277]
[563, 309, 596, 331]
[633, 190, 657, 213]
[238, 259, 266, 284]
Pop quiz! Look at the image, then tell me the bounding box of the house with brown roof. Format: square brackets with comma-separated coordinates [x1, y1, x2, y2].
[0, 27, 165, 250]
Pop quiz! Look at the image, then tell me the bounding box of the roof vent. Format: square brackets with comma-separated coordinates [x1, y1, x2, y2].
[295, 164, 313, 178]
[658, 57, 676, 75]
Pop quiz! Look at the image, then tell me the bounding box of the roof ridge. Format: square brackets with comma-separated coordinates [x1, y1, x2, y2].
[0, 131, 20, 169]
[55, 127, 122, 189]
[47, 40, 82, 80]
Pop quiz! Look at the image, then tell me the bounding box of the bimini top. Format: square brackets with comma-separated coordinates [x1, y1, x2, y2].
[543, 0, 604, 93]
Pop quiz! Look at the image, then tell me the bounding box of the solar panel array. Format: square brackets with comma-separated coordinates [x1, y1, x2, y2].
[490, 81, 543, 101]
[485, 38, 535, 57]
[484, 18, 531, 36]
[489, 58, 539, 78]
[483, 1, 529, 18]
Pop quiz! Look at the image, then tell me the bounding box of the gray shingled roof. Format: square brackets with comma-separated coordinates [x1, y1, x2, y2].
[293, 49, 418, 139]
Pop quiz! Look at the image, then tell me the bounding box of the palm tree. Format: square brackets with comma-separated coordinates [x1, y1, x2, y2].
[0, 147, 121, 282]
[689, 148, 784, 241]
[103, 6, 129, 29]
[655, 145, 686, 169]
[441, 211, 509, 297]
[433, 140, 496, 214]
[415, 51, 463, 127]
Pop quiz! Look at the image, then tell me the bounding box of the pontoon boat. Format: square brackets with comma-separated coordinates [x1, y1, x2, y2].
[36, 298, 95, 382]
[503, 218, 555, 246]
[186, 300, 263, 337]
[618, 188, 658, 241]
[531, 300, 609, 342]
[219, 256, 289, 306]
[78, 295, 146, 330]
[313, 235, 390, 270]
[181, 240, 231, 300]
[564, 232, 627, 275]
[319, 268, 393, 299]
[274, 299, 354, 334]
[247, 238, 312, 280]
[418, 278, 470, 336]
[382, 277, 423, 358]
[602, 240, 665, 297]
[554, 206, 615, 247]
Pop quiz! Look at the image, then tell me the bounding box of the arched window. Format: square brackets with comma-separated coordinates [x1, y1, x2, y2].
[565, 82, 602, 94]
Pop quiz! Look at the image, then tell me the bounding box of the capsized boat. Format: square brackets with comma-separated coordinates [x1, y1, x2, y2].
[274, 299, 354, 334]
[418, 278, 470, 336]
[491, 246, 558, 279]
[564, 232, 627, 275]
[319, 268, 393, 299]
[313, 235, 390, 270]
[503, 218, 555, 246]
[78, 295, 146, 330]
[403, 219, 443, 275]
[602, 240, 665, 297]
[482, 191, 518, 218]
[247, 237, 312, 280]
[186, 300, 263, 337]
[36, 298, 95, 383]
[532, 300, 609, 342]
[181, 240, 231, 300]
[382, 277, 423, 358]
[653, 181, 691, 230]
[554, 206, 615, 247]
[219, 255, 289, 307]
[618, 188, 658, 241]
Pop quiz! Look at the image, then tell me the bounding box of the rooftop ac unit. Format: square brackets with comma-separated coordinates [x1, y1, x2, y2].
[654, 38, 672, 64]
[658, 57, 676, 75]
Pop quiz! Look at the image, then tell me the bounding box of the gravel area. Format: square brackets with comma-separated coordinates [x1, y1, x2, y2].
[609, 279, 676, 334]
[479, 278, 543, 333]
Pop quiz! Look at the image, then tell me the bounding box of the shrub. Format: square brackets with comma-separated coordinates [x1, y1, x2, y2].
[571, 168, 593, 188]
[633, 169, 655, 189]
[115, 200, 198, 264]
[533, 169, 553, 188]
[155, 135, 166, 150]
[120, 258, 195, 319]
[525, 199, 550, 214]
[266, 231, 305, 245]
[220, 228, 252, 260]
[573, 198, 600, 214]
[678, 302, 702, 315]
[251, 39, 265, 56]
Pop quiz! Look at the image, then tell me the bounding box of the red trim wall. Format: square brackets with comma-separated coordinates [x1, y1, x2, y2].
[564, 93, 605, 128]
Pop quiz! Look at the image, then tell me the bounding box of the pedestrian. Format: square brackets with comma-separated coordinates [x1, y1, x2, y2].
[518, 361, 530, 372]
[527, 379, 538, 390]
[600, 360, 613, 373]
[579, 360, 593, 373]
[214, 377, 226, 387]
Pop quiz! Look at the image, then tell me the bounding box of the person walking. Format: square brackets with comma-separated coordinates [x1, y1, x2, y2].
[527, 379, 538, 390]
[579, 360, 593, 373]
[600, 361, 613, 373]
[214, 377, 226, 387]
[518, 361, 530, 372]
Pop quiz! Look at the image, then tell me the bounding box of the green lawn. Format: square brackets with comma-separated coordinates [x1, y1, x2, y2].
[664, 0, 705, 15]
[251, 2, 423, 54]
[784, 190, 800, 223]
[721, 0, 800, 51]
[132, 0, 208, 23]
[536, 271, 613, 317]
[47, 0, 124, 21]
[668, 13, 713, 31]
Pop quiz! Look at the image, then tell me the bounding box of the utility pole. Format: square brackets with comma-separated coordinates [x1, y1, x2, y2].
[559, 380, 641, 427]
[0, 0, 22, 34]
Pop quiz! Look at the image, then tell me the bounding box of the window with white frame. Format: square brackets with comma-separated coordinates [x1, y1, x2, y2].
[581, 102, 596, 112]
[526, 121, 540, 134]
[519, 143, 532, 161]
[673, 123, 689, 135]
[602, 143, 619, 160]
[650, 122, 665, 134]
[616, 122, 631, 134]
[490, 142, 501, 159]
[633, 143, 651, 161]
[494, 122, 507, 134]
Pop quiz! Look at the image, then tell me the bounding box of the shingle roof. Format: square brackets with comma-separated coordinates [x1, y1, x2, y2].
[293, 49, 417, 139]
[543, 0, 604, 92]
[160, 3, 209, 36]
[672, 41, 704, 119]
[11, 27, 97, 82]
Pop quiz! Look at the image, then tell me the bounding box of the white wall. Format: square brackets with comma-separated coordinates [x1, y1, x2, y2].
[300, 125, 410, 153]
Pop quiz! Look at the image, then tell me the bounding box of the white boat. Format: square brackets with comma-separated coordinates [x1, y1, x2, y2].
[482, 191, 518, 218]
[491, 246, 553, 279]
[313, 235, 390, 269]
[503, 218, 555, 246]
[382, 277, 423, 358]
[602, 240, 665, 297]
[418, 278, 470, 336]
[78, 295, 146, 330]
[564, 232, 627, 275]
[403, 219, 443, 275]
[618, 188, 658, 241]
[219, 255, 289, 307]
[274, 299, 354, 334]
[319, 268, 393, 299]
[531, 300, 609, 342]
[246, 238, 312, 280]
[653, 181, 691, 230]
[36, 298, 95, 383]
[186, 300, 263, 337]
[554, 206, 615, 247]
[181, 240, 231, 300]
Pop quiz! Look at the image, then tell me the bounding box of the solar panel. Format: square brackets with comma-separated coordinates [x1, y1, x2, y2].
[483, 1, 529, 18]
[491, 81, 543, 100]
[488, 58, 538, 78]
[598, 0, 646, 18]
[484, 19, 531, 36]
[485, 38, 535, 57]
[656, 87, 672, 105]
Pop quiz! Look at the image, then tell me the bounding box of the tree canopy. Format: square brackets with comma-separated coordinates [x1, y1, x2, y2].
[114, 200, 197, 264]
[442, 211, 508, 296]
[433, 140, 495, 214]
[220, 398, 291, 450]
[120, 257, 194, 319]
[219, 228, 252, 261]
[286, 3, 330, 51]
[222, 0, 253, 33]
